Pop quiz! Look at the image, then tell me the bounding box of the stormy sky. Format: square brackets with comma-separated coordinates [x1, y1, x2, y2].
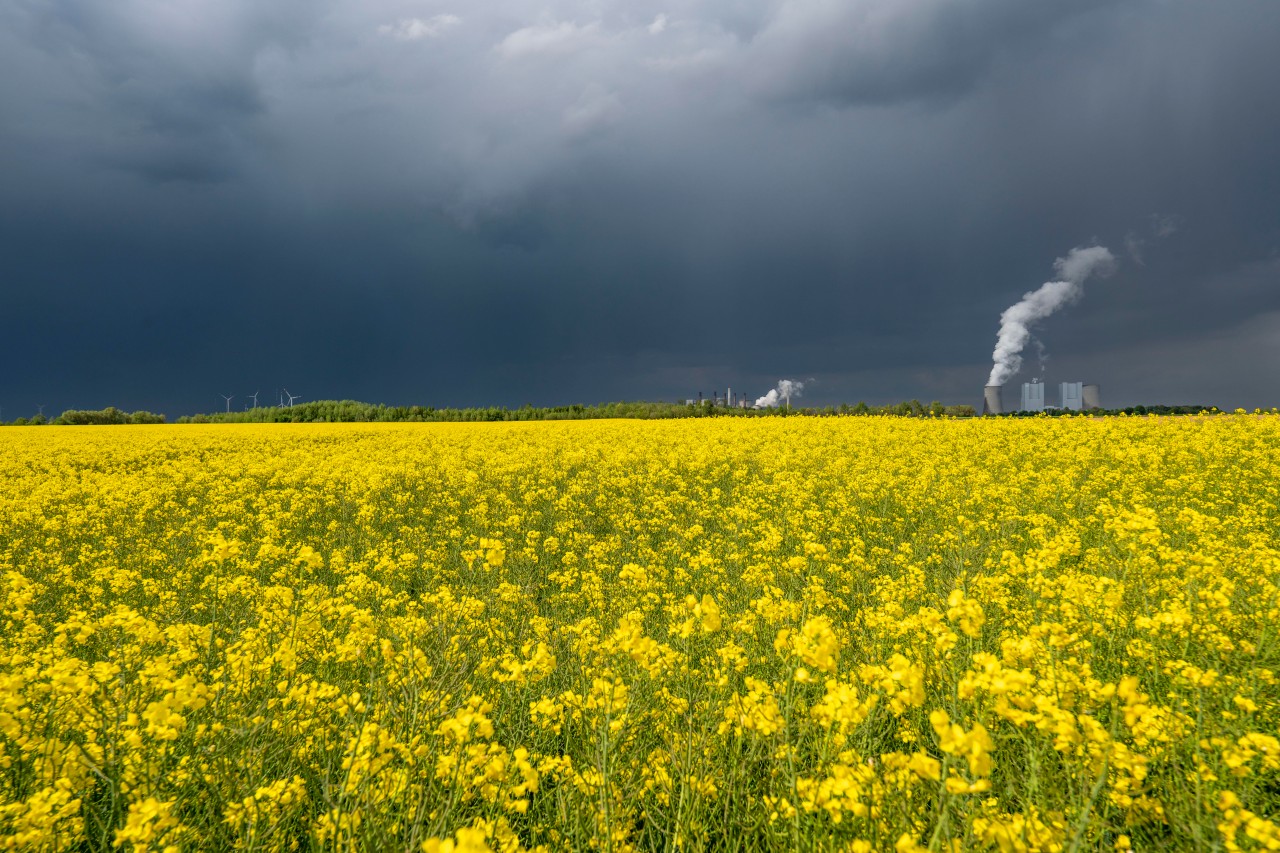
[3, 0, 1279, 416]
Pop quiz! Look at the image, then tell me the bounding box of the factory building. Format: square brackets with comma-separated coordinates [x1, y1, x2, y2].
[1021, 381, 1045, 412]
[688, 388, 747, 407]
[1060, 382, 1083, 411]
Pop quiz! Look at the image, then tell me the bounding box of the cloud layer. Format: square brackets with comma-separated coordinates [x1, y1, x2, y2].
[2, 0, 1280, 414]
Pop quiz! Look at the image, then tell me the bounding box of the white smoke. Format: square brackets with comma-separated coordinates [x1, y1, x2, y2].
[987, 245, 1116, 387]
[755, 379, 804, 408]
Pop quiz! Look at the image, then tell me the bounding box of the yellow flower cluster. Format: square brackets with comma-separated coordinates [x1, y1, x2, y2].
[1, 414, 1278, 850]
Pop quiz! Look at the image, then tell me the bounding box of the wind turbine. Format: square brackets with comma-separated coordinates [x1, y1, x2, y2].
[248, 390, 259, 409]
[36, 404, 44, 418]
[221, 394, 234, 413]
[284, 389, 301, 407]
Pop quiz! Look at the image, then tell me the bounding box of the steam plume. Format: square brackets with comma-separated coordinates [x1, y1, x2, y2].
[755, 379, 804, 408]
[987, 245, 1116, 387]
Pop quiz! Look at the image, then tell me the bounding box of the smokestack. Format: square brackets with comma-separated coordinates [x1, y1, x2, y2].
[983, 385, 1004, 415]
[1082, 384, 1101, 410]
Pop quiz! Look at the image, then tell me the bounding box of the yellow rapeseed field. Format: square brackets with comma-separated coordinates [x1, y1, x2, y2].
[1, 417, 1278, 852]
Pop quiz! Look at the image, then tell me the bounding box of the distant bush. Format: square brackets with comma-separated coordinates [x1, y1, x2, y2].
[53, 407, 166, 425]
[995, 404, 1217, 418]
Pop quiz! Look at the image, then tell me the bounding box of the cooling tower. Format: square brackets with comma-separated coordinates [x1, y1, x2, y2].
[983, 385, 1004, 415]
[1082, 384, 1102, 410]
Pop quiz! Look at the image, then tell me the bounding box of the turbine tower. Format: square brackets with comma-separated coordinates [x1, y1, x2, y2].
[249, 390, 260, 409]
[221, 394, 234, 413]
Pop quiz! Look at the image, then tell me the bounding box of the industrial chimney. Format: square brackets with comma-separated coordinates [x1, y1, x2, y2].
[983, 385, 1004, 415]
[1082, 384, 1101, 410]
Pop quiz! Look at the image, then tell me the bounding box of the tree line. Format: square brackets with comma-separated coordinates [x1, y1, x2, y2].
[2, 407, 166, 426]
[172, 399, 983, 423]
[1, 400, 1230, 426]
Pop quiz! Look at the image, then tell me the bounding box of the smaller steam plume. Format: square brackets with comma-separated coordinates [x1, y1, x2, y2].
[755, 379, 804, 408]
[988, 245, 1116, 387]
[1032, 337, 1048, 382]
[1125, 212, 1180, 265]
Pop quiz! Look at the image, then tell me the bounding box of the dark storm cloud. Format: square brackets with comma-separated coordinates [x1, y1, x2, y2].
[744, 0, 1121, 105]
[2, 0, 1279, 417]
[4, 1, 328, 184]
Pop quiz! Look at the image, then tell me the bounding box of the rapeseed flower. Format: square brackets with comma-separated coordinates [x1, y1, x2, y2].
[0, 415, 1276, 850]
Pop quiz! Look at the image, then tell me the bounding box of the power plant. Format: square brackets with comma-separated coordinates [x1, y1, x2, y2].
[982, 244, 1117, 416]
[983, 381, 1101, 414]
[687, 387, 751, 408]
[690, 376, 1099, 415]
[1060, 381, 1083, 411]
[1020, 381, 1045, 412]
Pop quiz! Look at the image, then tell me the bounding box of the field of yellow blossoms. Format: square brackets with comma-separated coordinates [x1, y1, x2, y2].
[2, 416, 1278, 851]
